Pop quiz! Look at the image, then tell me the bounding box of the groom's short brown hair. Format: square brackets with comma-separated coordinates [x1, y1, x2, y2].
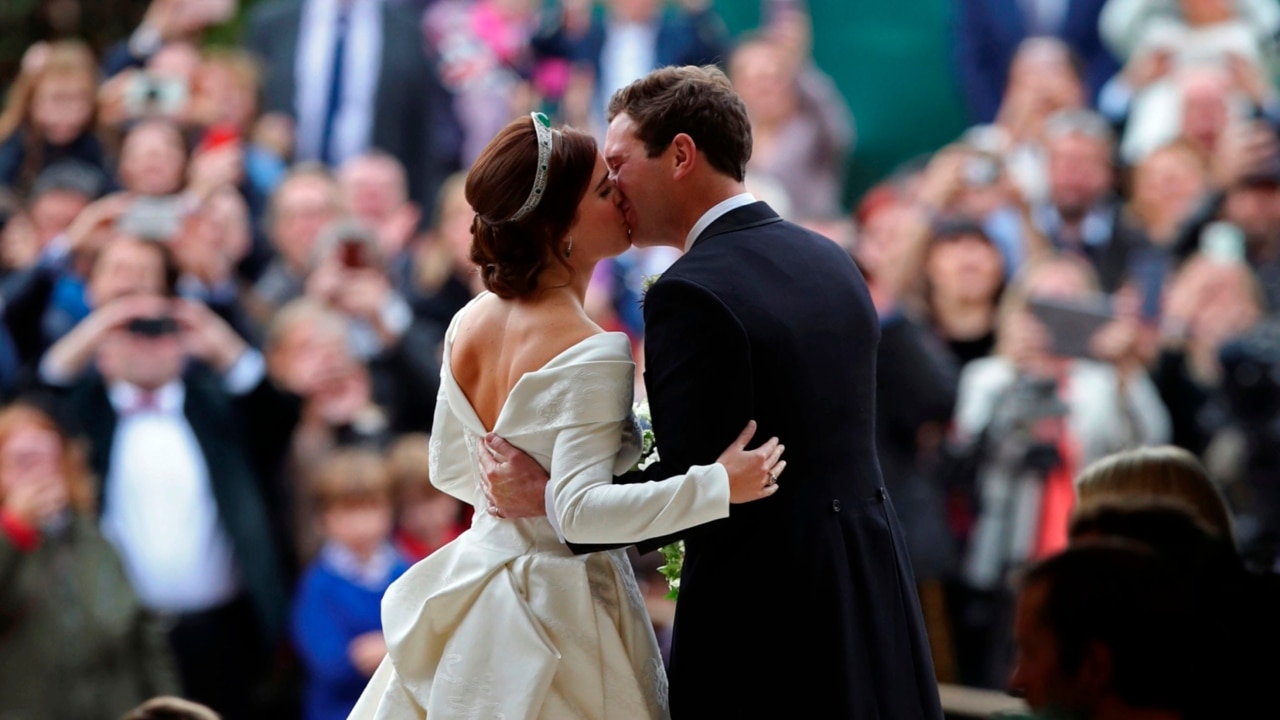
[607, 65, 752, 182]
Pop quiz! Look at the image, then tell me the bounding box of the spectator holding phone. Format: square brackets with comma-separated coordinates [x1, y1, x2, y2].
[0, 216, 171, 383]
[250, 165, 346, 324]
[1169, 115, 1280, 309]
[0, 40, 109, 197]
[4, 160, 109, 274]
[102, 0, 237, 79]
[35, 284, 299, 719]
[337, 152, 423, 298]
[304, 219, 441, 434]
[170, 186, 263, 345]
[1117, 139, 1210, 318]
[99, 41, 205, 130]
[946, 255, 1170, 688]
[1152, 253, 1265, 455]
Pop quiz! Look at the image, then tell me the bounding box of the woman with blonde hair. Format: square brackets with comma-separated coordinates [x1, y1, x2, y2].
[946, 254, 1174, 687]
[0, 40, 108, 195]
[1074, 444, 1235, 544]
[0, 402, 178, 718]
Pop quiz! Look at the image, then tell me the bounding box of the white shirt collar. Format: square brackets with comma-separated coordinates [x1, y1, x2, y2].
[684, 193, 757, 252]
[321, 540, 401, 590]
[108, 380, 185, 416]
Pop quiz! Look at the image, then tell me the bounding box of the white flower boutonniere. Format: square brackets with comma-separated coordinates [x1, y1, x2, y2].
[631, 399, 682, 600]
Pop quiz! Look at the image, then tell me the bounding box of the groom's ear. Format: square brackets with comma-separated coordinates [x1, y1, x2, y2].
[670, 133, 697, 181]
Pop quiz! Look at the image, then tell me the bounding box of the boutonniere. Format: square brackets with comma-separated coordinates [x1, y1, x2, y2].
[642, 273, 661, 295]
[640, 273, 661, 309]
[631, 400, 681, 600]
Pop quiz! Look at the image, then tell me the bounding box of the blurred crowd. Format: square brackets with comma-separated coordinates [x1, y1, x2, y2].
[2, 0, 1280, 718]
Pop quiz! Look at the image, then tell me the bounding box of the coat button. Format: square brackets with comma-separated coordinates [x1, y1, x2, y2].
[877, 487, 888, 501]
[831, 499, 842, 513]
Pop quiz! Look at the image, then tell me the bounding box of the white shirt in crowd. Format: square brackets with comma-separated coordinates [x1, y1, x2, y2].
[100, 381, 239, 613]
[96, 352, 267, 614]
[295, 0, 383, 165]
[597, 19, 658, 134]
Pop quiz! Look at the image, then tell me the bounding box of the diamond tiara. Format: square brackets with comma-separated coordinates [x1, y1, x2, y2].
[505, 112, 553, 223]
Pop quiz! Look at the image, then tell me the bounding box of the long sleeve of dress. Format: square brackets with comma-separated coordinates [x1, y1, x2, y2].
[545, 410, 730, 546]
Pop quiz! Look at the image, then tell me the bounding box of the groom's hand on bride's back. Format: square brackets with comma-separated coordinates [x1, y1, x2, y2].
[479, 433, 549, 519]
[719, 421, 786, 504]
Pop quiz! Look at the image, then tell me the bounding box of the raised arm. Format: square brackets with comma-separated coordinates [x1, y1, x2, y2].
[481, 279, 785, 546]
[543, 411, 730, 545]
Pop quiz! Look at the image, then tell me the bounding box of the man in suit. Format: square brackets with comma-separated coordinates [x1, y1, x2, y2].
[955, 0, 1118, 123]
[246, 0, 462, 223]
[532, 0, 730, 135]
[482, 66, 943, 718]
[33, 241, 300, 717]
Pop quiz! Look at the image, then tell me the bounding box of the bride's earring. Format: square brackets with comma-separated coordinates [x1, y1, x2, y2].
[566, 236, 573, 258]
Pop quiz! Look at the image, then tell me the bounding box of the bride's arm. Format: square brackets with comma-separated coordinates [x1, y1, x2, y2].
[545, 416, 732, 545]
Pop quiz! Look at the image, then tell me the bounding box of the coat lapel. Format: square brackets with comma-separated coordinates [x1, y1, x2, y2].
[78, 379, 118, 516]
[689, 201, 783, 250]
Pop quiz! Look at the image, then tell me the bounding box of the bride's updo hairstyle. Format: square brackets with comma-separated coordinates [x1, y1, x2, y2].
[466, 113, 598, 298]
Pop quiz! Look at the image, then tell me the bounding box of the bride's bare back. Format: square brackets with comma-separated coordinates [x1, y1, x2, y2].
[450, 292, 603, 432]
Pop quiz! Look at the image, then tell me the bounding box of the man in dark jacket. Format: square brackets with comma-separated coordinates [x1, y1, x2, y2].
[34, 262, 299, 718]
[483, 66, 944, 719]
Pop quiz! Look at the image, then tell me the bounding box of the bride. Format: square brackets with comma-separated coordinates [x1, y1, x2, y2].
[349, 113, 784, 719]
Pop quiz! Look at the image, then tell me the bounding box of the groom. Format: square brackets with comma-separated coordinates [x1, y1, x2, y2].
[481, 65, 943, 718]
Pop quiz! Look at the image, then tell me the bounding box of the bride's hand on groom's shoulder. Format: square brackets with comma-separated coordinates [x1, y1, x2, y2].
[718, 421, 786, 504]
[479, 434, 550, 519]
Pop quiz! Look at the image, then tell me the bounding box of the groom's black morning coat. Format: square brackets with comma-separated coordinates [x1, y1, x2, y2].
[575, 202, 944, 719]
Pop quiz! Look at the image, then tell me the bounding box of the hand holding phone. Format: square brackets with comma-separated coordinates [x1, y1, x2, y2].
[1027, 294, 1116, 360]
[339, 239, 368, 269]
[118, 195, 190, 241]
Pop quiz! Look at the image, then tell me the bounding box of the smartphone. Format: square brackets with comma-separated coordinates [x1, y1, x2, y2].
[1200, 221, 1247, 264]
[127, 316, 179, 337]
[963, 155, 1001, 188]
[119, 195, 188, 241]
[1028, 294, 1116, 360]
[339, 239, 368, 269]
[123, 73, 188, 118]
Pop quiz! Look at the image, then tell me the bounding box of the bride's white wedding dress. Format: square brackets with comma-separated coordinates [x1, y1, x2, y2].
[349, 294, 731, 720]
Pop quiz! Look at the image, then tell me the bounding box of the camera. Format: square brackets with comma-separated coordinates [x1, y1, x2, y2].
[123, 73, 188, 118]
[118, 195, 189, 242]
[339, 238, 369, 269]
[1220, 320, 1280, 439]
[963, 155, 1001, 188]
[126, 316, 179, 337]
